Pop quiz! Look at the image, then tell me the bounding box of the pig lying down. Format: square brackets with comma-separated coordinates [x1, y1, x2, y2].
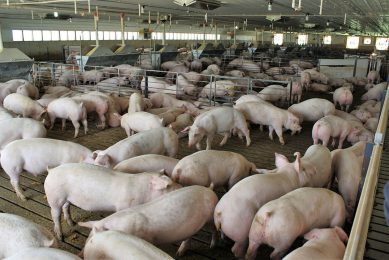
[92, 127, 178, 168]
[79, 186, 218, 256]
[113, 154, 179, 177]
[45, 163, 180, 240]
[0, 138, 93, 200]
[83, 231, 173, 260]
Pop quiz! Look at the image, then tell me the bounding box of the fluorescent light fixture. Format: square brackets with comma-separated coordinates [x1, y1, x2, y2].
[54, 11, 58, 18]
[268, 0, 272, 11]
[305, 13, 309, 21]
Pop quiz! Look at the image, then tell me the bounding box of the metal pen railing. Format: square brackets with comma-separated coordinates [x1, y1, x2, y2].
[344, 81, 389, 260]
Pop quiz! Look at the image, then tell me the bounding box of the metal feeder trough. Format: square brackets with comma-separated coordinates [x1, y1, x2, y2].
[76, 46, 140, 71]
[0, 48, 33, 81]
[151, 45, 179, 70]
[192, 43, 226, 59]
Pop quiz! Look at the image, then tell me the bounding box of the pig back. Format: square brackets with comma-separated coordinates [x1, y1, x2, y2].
[302, 145, 332, 187]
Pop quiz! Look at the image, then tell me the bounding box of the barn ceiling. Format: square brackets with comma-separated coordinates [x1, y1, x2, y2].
[0, 0, 388, 35]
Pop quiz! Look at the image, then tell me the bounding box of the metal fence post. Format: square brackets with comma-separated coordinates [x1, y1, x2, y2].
[144, 71, 149, 98]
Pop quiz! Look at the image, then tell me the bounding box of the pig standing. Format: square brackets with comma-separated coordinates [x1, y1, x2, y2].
[214, 148, 322, 257]
[88, 91, 122, 128]
[0, 118, 47, 151]
[78, 186, 218, 256]
[333, 86, 353, 112]
[283, 227, 348, 260]
[288, 98, 335, 123]
[92, 127, 178, 168]
[114, 154, 179, 177]
[47, 97, 88, 138]
[286, 81, 303, 103]
[120, 112, 164, 136]
[83, 231, 173, 260]
[367, 70, 380, 84]
[45, 163, 180, 239]
[246, 188, 346, 259]
[331, 142, 365, 219]
[0, 213, 56, 258]
[304, 69, 329, 84]
[184, 107, 251, 150]
[234, 102, 302, 144]
[72, 93, 109, 129]
[58, 70, 79, 87]
[171, 150, 256, 189]
[0, 138, 93, 200]
[128, 92, 144, 113]
[82, 70, 104, 84]
[312, 115, 361, 148]
[6, 248, 81, 260]
[3, 93, 47, 120]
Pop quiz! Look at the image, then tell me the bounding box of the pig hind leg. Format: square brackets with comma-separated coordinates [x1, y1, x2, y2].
[219, 132, 229, 146]
[82, 118, 88, 135]
[51, 207, 63, 240]
[10, 174, 26, 201]
[48, 112, 56, 130]
[62, 201, 75, 226]
[71, 119, 80, 138]
[177, 238, 191, 257]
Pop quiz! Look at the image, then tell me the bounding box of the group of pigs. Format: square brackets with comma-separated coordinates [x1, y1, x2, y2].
[0, 60, 386, 259]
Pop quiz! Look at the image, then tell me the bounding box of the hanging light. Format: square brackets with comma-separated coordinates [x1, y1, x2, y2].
[326, 20, 330, 26]
[305, 13, 309, 21]
[53, 11, 59, 18]
[268, 0, 272, 11]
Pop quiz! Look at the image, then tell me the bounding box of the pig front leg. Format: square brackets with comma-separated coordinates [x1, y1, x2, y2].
[177, 238, 191, 257]
[71, 120, 80, 138]
[268, 126, 274, 141]
[274, 126, 285, 145]
[206, 133, 215, 150]
[82, 118, 88, 135]
[61, 119, 66, 131]
[48, 113, 56, 130]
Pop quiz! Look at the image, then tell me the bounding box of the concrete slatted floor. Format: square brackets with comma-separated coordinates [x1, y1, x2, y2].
[0, 117, 317, 259]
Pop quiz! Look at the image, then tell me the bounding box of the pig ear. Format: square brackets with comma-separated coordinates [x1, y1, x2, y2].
[113, 113, 122, 120]
[304, 228, 320, 240]
[152, 175, 173, 190]
[160, 118, 164, 125]
[334, 226, 348, 242]
[181, 126, 191, 133]
[79, 102, 84, 108]
[92, 150, 101, 160]
[293, 152, 302, 172]
[274, 153, 289, 168]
